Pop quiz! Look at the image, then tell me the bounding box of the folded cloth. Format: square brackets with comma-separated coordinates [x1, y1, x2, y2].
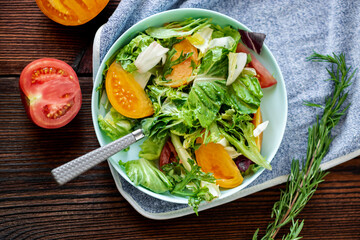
[93, 0, 360, 219]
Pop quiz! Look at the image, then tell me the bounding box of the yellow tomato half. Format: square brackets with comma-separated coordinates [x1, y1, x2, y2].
[195, 142, 243, 189]
[252, 107, 263, 151]
[36, 0, 109, 26]
[105, 62, 154, 119]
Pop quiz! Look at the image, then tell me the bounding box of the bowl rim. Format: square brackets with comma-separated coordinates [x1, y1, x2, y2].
[91, 8, 288, 204]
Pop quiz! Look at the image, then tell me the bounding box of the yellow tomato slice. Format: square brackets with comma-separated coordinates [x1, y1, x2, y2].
[252, 107, 263, 151]
[165, 39, 199, 88]
[195, 142, 243, 188]
[105, 62, 154, 119]
[35, 0, 109, 26]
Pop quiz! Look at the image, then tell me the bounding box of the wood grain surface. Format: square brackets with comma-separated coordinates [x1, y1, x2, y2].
[1, 1, 359, 239]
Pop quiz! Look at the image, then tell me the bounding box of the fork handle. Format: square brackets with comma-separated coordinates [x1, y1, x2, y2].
[51, 129, 144, 185]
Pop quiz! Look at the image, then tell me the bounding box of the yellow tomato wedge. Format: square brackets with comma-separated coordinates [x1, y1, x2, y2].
[35, 0, 109, 26]
[165, 39, 199, 88]
[105, 62, 154, 119]
[252, 107, 263, 151]
[195, 141, 243, 189]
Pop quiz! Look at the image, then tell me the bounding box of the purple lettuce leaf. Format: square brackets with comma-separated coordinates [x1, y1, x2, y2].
[239, 30, 266, 54]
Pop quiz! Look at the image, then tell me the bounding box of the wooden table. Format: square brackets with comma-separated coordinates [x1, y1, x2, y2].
[1, 1, 359, 239]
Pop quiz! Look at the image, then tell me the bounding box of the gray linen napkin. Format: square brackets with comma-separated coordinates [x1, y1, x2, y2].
[93, 0, 360, 219]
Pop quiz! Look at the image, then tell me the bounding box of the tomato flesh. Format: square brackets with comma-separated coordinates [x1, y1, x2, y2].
[236, 43, 277, 88]
[195, 142, 244, 188]
[252, 107, 263, 151]
[165, 39, 199, 88]
[105, 62, 154, 119]
[20, 58, 82, 129]
[35, 0, 109, 26]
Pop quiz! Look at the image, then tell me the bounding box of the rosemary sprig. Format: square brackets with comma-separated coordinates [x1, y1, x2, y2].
[254, 52, 356, 240]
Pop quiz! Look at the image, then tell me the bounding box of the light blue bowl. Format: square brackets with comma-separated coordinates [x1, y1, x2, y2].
[92, 8, 287, 204]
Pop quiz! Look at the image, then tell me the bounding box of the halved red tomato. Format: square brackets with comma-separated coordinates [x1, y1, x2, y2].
[19, 58, 82, 129]
[236, 43, 277, 88]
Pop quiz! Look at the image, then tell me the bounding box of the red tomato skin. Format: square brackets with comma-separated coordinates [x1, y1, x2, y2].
[236, 43, 277, 88]
[19, 58, 82, 129]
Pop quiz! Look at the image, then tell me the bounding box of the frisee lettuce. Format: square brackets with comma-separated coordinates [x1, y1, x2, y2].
[98, 108, 138, 141]
[116, 34, 154, 72]
[217, 111, 271, 170]
[146, 18, 211, 39]
[162, 158, 217, 215]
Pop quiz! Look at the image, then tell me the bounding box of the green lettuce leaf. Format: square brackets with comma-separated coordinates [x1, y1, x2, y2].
[211, 25, 240, 52]
[139, 134, 168, 161]
[225, 72, 263, 114]
[142, 98, 196, 139]
[120, 158, 172, 193]
[186, 79, 227, 128]
[217, 111, 271, 170]
[146, 18, 211, 39]
[197, 47, 229, 78]
[115, 34, 154, 72]
[182, 47, 229, 128]
[98, 108, 137, 141]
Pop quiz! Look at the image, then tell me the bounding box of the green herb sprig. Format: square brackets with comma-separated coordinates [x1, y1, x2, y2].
[253, 52, 356, 240]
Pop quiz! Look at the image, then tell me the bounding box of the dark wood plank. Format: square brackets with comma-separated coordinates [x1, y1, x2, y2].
[0, 0, 121, 75]
[0, 75, 359, 239]
[0, 1, 359, 239]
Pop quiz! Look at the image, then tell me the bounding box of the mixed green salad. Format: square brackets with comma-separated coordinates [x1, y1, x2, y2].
[97, 18, 277, 213]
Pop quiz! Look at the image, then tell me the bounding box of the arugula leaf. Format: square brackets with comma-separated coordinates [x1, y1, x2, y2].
[162, 159, 217, 215]
[158, 37, 184, 48]
[120, 158, 172, 193]
[115, 34, 154, 72]
[146, 18, 211, 39]
[163, 48, 194, 77]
